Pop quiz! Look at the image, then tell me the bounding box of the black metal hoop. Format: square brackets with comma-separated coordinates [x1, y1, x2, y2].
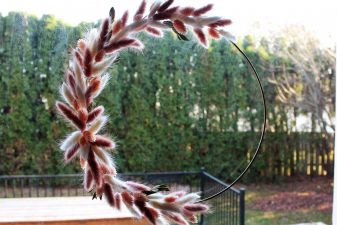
[198, 40, 267, 202]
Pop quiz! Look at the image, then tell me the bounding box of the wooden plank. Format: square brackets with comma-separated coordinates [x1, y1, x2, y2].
[304, 141, 308, 175]
[1, 218, 149, 225]
[314, 133, 319, 176]
[290, 136, 295, 176]
[295, 133, 300, 176]
[310, 138, 314, 177]
[0, 197, 149, 225]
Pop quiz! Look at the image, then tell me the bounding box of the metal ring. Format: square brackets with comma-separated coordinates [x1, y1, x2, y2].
[198, 40, 267, 202]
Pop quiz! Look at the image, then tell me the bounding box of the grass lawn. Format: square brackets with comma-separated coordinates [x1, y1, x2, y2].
[243, 177, 332, 225]
[246, 209, 331, 225]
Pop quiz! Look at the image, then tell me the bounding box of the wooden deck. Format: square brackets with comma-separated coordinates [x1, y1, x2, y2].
[0, 197, 149, 225]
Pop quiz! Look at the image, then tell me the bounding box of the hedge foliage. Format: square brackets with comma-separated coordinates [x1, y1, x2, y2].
[0, 13, 334, 182]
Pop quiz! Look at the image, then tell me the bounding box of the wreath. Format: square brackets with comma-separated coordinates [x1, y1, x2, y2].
[56, 1, 233, 224]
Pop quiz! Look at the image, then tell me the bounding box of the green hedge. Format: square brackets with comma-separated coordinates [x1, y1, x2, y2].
[0, 13, 333, 182]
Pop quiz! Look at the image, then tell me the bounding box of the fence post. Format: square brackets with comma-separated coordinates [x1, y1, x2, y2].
[4, 179, 8, 198]
[199, 167, 205, 225]
[239, 188, 245, 225]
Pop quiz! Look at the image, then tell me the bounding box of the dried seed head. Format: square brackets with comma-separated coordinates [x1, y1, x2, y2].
[190, 215, 198, 223]
[115, 193, 122, 210]
[104, 183, 115, 207]
[169, 190, 186, 198]
[98, 18, 110, 49]
[194, 28, 208, 48]
[153, 12, 172, 21]
[126, 181, 151, 192]
[173, 20, 186, 34]
[93, 146, 114, 167]
[158, 0, 174, 12]
[83, 48, 92, 77]
[85, 77, 101, 101]
[163, 6, 178, 14]
[87, 106, 104, 123]
[121, 11, 129, 27]
[112, 20, 122, 35]
[88, 115, 108, 134]
[100, 162, 114, 175]
[143, 206, 157, 224]
[121, 191, 134, 205]
[103, 39, 136, 53]
[91, 135, 115, 149]
[131, 40, 144, 50]
[66, 71, 77, 97]
[183, 203, 209, 212]
[74, 50, 83, 67]
[134, 0, 147, 21]
[64, 143, 80, 163]
[61, 83, 75, 108]
[96, 184, 104, 196]
[162, 211, 189, 225]
[146, 27, 163, 37]
[133, 192, 148, 202]
[84, 167, 94, 191]
[80, 155, 87, 169]
[193, 4, 213, 16]
[147, 207, 160, 219]
[209, 19, 232, 27]
[77, 39, 86, 52]
[208, 28, 220, 39]
[60, 131, 82, 151]
[78, 108, 88, 124]
[87, 149, 102, 186]
[179, 7, 195, 16]
[164, 195, 178, 203]
[94, 50, 105, 62]
[82, 130, 95, 142]
[56, 102, 85, 130]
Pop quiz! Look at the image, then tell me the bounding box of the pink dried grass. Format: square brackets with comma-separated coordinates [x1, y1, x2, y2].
[56, 1, 232, 224]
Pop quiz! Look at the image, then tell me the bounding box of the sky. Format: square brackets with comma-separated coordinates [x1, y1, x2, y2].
[1, 0, 336, 46]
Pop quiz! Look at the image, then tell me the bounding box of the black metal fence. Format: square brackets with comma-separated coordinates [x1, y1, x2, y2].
[0, 171, 245, 225]
[200, 171, 245, 225]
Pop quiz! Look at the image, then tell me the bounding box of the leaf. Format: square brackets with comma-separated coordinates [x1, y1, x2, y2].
[163, 20, 189, 41]
[177, 33, 189, 41]
[152, 184, 170, 192]
[92, 192, 97, 200]
[163, 20, 173, 28]
[143, 184, 170, 195]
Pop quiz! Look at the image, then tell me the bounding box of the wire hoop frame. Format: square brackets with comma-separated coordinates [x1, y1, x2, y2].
[198, 40, 267, 202]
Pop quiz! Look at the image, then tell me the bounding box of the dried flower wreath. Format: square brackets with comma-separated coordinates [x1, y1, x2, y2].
[56, 1, 232, 224]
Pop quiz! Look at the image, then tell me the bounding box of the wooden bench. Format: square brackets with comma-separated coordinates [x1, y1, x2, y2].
[0, 197, 149, 225]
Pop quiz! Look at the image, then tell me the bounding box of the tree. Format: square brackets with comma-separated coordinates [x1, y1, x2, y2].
[268, 25, 336, 133]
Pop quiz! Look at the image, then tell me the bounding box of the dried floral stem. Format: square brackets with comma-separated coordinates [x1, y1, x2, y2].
[56, 1, 231, 224]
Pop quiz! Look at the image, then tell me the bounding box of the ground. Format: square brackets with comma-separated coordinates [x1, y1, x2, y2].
[243, 177, 333, 225]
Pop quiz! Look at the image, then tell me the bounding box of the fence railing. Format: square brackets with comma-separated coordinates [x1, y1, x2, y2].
[0, 171, 245, 225]
[200, 171, 245, 225]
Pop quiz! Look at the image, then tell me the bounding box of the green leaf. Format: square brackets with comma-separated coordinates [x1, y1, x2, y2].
[163, 20, 173, 28]
[152, 184, 170, 192]
[92, 192, 97, 200]
[163, 20, 189, 41]
[143, 184, 170, 195]
[178, 33, 189, 41]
